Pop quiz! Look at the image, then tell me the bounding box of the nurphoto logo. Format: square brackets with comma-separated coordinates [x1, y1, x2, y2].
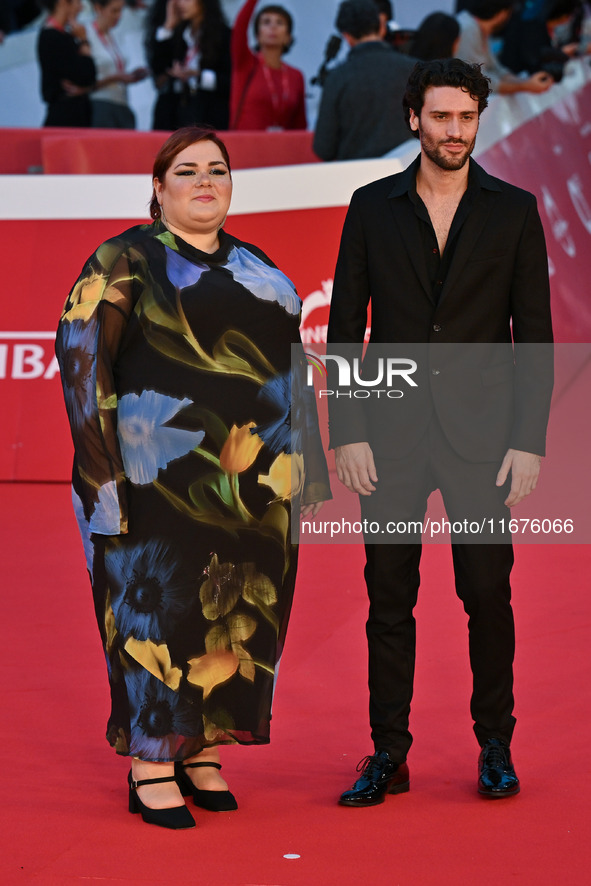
[305, 352, 418, 399]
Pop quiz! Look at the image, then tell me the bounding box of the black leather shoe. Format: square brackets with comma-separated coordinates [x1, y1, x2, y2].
[128, 771, 196, 829]
[478, 738, 520, 798]
[339, 751, 410, 807]
[175, 761, 238, 812]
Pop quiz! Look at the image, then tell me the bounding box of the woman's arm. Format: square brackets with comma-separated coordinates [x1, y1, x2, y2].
[56, 242, 137, 535]
[231, 0, 258, 70]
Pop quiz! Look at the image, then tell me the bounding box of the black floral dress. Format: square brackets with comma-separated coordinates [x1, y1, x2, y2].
[56, 221, 330, 762]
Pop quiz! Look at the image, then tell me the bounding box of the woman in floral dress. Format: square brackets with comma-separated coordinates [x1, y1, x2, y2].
[56, 127, 330, 829]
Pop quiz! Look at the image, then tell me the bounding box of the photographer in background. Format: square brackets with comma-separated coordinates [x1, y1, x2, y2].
[409, 12, 461, 60]
[373, 0, 415, 52]
[500, 0, 590, 81]
[456, 0, 553, 93]
[313, 0, 416, 161]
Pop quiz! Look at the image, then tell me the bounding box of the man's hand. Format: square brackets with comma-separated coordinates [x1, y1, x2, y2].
[335, 442, 377, 495]
[496, 448, 542, 507]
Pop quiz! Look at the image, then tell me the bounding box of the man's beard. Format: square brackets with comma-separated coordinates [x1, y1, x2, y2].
[420, 132, 476, 171]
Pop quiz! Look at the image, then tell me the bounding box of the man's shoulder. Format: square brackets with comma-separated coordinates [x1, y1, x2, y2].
[351, 162, 415, 203]
[351, 41, 416, 74]
[474, 162, 538, 206]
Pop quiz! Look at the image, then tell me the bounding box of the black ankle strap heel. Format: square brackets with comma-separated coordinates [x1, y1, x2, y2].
[174, 761, 238, 812]
[128, 770, 196, 829]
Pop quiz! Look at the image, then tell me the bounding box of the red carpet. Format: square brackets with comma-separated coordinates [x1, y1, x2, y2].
[1, 481, 590, 885]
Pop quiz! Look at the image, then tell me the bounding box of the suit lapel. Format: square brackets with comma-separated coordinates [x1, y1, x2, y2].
[439, 188, 499, 305]
[388, 195, 433, 302]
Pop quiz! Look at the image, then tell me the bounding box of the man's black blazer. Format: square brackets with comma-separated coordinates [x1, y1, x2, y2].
[326, 157, 554, 462]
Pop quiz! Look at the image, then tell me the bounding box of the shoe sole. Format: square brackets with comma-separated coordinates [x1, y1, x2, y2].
[339, 781, 410, 807]
[478, 786, 520, 798]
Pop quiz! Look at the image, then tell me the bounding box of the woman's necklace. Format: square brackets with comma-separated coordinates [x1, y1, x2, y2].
[93, 21, 125, 74]
[260, 60, 290, 123]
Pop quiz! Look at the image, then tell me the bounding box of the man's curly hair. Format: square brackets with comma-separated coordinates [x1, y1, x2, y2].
[402, 59, 492, 137]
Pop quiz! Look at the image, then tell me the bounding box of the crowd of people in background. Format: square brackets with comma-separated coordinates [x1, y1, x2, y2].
[2, 0, 590, 154]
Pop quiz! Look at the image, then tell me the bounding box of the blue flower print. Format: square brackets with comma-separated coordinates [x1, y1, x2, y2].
[126, 667, 199, 760]
[165, 246, 208, 290]
[71, 486, 94, 573]
[226, 247, 301, 316]
[117, 390, 205, 485]
[253, 365, 315, 456]
[57, 318, 96, 429]
[89, 480, 121, 535]
[105, 539, 193, 642]
[253, 373, 292, 454]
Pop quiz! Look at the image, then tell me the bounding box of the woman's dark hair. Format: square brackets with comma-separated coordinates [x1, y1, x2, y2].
[409, 13, 460, 61]
[253, 5, 294, 54]
[187, 0, 229, 65]
[402, 58, 491, 136]
[150, 127, 231, 219]
[39, 0, 61, 11]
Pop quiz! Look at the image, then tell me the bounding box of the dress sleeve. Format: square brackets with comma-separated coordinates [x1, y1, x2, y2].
[56, 240, 137, 535]
[326, 190, 371, 448]
[292, 346, 332, 505]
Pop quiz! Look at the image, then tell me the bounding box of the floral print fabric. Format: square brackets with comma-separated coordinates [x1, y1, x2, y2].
[56, 221, 330, 761]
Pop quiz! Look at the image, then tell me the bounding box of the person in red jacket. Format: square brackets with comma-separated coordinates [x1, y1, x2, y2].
[230, 1, 306, 130]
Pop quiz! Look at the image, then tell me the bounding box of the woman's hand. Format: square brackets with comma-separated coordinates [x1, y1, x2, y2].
[61, 79, 91, 97]
[119, 67, 150, 84]
[168, 60, 198, 82]
[163, 0, 181, 32]
[129, 66, 149, 83]
[70, 21, 88, 42]
[300, 500, 325, 518]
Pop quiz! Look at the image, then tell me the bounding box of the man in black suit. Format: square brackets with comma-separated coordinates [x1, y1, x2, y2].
[327, 58, 553, 805]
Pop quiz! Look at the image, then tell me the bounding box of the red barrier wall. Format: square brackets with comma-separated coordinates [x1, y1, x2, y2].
[0, 128, 318, 174]
[1, 77, 590, 481]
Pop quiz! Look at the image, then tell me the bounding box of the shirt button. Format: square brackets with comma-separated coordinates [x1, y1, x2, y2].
[431, 369, 440, 375]
[433, 324, 442, 332]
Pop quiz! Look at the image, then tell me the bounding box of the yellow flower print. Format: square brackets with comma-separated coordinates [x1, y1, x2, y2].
[200, 554, 278, 629]
[105, 599, 117, 655]
[219, 422, 264, 473]
[202, 713, 236, 744]
[258, 451, 304, 500]
[200, 554, 243, 621]
[187, 650, 240, 698]
[71, 271, 105, 305]
[124, 637, 183, 690]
